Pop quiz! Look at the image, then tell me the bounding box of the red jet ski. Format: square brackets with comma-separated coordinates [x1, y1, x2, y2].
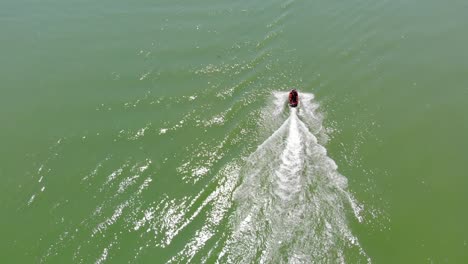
[289, 89, 299, 107]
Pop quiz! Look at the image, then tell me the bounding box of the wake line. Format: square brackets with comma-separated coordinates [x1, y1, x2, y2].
[219, 92, 370, 263]
[165, 92, 369, 263]
[274, 108, 304, 201]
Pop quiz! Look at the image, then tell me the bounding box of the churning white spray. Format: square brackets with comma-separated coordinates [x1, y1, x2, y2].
[219, 92, 370, 263]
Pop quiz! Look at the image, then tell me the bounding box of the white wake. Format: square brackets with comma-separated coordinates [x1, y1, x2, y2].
[218, 92, 370, 263]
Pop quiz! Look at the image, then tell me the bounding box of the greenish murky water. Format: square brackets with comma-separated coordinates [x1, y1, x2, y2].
[2, 0, 468, 263]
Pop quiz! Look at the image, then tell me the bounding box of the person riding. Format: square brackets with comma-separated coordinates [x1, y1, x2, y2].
[289, 89, 298, 103]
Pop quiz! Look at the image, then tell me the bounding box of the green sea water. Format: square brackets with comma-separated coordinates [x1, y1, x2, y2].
[2, 0, 468, 263]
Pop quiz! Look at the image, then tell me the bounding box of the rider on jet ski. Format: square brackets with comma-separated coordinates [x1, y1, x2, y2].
[289, 89, 299, 107]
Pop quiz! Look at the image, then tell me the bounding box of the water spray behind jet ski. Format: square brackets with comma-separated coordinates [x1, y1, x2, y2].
[221, 91, 370, 263]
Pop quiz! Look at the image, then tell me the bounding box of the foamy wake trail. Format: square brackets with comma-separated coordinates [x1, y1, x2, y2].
[218, 92, 370, 263]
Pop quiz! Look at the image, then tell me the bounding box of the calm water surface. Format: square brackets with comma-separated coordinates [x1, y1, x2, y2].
[2, 0, 468, 263]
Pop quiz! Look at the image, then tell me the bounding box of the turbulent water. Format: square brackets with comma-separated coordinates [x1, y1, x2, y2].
[221, 93, 368, 263]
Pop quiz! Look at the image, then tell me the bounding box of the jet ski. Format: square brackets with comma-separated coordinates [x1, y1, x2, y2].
[289, 89, 299, 107]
